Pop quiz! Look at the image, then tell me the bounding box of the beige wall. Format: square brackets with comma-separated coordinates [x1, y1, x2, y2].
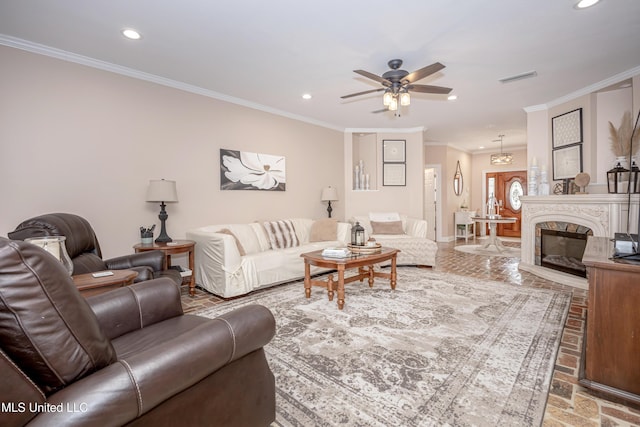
[0, 46, 344, 258]
[344, 130, 424, 221]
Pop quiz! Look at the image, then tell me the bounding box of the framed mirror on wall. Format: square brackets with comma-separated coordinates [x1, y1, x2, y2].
[453, 161, 463, 195]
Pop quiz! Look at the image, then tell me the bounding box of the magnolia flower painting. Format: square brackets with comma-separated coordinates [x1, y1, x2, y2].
[220, 149, 286, 191]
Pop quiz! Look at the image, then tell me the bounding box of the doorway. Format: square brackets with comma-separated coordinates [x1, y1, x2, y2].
[424, 166, 440, 241]
[485, 170, 527, 238]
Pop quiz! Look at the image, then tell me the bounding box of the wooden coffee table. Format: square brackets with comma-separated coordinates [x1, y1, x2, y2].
[300, 247, 400, 310]
[72, 269, 138, 297]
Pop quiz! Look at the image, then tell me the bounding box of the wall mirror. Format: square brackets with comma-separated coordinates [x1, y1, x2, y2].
[453, 161, 463, 195]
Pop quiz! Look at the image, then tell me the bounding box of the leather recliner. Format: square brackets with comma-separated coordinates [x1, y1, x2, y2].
[8, 213, 181, 284]
[0, 237, 276, 426]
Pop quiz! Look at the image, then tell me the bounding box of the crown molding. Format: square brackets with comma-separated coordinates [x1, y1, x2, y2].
[345, 127, 425, 134]
[0, 35, 344, 132]
[524, 65, 640, 112]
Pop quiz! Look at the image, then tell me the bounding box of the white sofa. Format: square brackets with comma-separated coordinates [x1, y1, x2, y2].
[349, 213, 438, 267]
[186, 218, 351, 298]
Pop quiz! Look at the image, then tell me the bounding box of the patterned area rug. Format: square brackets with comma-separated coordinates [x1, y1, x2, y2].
[196, 268, 570, 426]
[454, 244, 521, 258]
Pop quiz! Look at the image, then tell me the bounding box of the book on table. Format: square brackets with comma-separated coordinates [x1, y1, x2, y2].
[321, 247, 352, 258]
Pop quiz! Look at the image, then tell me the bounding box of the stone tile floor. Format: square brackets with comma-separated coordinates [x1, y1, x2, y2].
[179, 238, 640, 426]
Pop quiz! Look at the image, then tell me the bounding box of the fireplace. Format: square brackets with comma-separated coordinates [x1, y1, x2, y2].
[540, 229, 588, 277]
[535, 221, 592, 278]
[520, 194, 638, 289]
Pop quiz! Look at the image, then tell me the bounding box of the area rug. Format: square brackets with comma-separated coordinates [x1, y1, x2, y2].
[196, 267, 570, 426]
[454, 243, 521, 258]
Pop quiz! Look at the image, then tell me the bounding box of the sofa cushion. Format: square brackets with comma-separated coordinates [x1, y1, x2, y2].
[309, 219, 338, 242]
[250, 223, 272, 252]
[263, 220, 299, 249]
[369, 212, 401, 222]
[0, 238, 116, 395]
[217, 228, 246, 256]
[371, 220, 405, 235]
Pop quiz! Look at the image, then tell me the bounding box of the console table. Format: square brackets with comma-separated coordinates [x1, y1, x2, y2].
[471, 216, 516, 252]
[579, 236, 640, 405]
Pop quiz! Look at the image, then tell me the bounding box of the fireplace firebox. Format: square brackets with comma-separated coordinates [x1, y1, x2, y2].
[540, 229, 588, 277]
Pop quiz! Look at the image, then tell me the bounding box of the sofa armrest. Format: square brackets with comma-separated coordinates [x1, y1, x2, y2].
[86, 278, 183, 340]
[186, 229, 242, 293]
[405, 218, 428, 238]
[104, 250, 165, 272]
[29, 305, 276, 427]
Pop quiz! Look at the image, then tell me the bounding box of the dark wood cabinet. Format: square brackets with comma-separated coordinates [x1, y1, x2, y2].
[579, 236, 640, 405]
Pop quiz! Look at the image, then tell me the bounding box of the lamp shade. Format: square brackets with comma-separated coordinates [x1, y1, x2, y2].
[321, 186, 338, 201]
[146, 179, 178, 202]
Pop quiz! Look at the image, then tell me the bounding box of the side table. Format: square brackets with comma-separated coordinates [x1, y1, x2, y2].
[133, 240, 196, 296]
[72, 270, 138, 297]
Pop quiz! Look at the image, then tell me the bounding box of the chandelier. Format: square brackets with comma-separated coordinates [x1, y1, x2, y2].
[490, 134, 513, 165]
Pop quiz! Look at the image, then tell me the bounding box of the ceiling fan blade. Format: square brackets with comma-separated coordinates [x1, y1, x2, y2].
[401, 62, 446, 84]
[406, 84, 452, 94]
[341, 88, 385, 99]
[354, 69, 391, 85]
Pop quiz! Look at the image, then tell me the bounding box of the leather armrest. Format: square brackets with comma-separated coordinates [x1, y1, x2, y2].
[105, 250, 165, 271]
[86, 278, 183, 340]
[129, 265, 155, 282]
[29, 305, 276, 426]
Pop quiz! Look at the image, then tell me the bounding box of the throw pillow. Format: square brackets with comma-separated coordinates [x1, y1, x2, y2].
[217, 228, 246, 256]
[370, 220, 405, 235]
[309, 219, 338, 242]
[263, 220, 299, 249]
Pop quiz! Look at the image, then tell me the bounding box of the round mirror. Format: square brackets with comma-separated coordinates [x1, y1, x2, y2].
[453, 161, 463, 196]
[509, 180, 523, 211]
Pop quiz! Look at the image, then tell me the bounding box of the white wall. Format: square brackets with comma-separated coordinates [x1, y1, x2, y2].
[0, 46, 344, 258]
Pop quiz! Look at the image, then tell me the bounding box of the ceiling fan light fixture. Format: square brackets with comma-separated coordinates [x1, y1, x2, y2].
[382, 91, 392, 106]
[389, 97, 398, 111]
[400, 91, 411, 106]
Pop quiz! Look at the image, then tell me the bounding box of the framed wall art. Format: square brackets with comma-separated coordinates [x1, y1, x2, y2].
[383, 139, 406, 162]
[552, 108, 583, 148]
[552, 144, 583, 180]
[383, 163, 406, 186]
[220, 149, 286, 191]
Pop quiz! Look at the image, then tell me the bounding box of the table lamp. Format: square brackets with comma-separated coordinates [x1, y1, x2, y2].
[146, 179, 178, 243]
[321, 186, 338, 218]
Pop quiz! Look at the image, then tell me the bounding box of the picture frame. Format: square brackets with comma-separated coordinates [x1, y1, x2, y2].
[552, 144, 583, 181]
[552, 108, 583, 148]
[220, 149, 286, 191]
[383, 139, 406, 163]
[383, 163, 406, 186]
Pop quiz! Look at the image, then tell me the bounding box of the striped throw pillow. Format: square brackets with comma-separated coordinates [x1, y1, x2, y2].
[263, 220, 299, 249]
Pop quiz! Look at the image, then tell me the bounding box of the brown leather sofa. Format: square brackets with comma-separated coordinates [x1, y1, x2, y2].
[8, 213, 181, 284]
[0, 237, 276, 426]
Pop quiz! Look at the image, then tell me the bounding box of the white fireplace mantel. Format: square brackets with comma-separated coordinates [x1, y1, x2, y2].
[520, 194, 639, 289]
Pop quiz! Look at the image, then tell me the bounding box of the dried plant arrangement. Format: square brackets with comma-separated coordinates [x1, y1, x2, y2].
[609, 111, 640, 157]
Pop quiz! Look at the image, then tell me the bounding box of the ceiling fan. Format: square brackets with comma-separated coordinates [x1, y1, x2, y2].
[341, 59, 452, 113]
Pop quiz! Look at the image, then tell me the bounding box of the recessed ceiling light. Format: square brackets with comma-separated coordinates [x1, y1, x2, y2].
[479, 146, 485, 149]
[447, 95, 457, 101]
[302, 94, 312, 100]
[121, 28, 142, 40]
[574, 0, 600, 9]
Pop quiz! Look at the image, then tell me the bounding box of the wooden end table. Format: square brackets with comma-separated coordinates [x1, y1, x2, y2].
[72, 270, 138, 297]
[133, 239, 196, 296]
[300, 247, 400, 310]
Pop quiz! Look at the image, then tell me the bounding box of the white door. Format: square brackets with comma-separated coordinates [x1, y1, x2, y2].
[424, 167, 437, 241]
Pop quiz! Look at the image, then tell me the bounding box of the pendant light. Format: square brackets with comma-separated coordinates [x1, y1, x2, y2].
[490, 134, 513, 165]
